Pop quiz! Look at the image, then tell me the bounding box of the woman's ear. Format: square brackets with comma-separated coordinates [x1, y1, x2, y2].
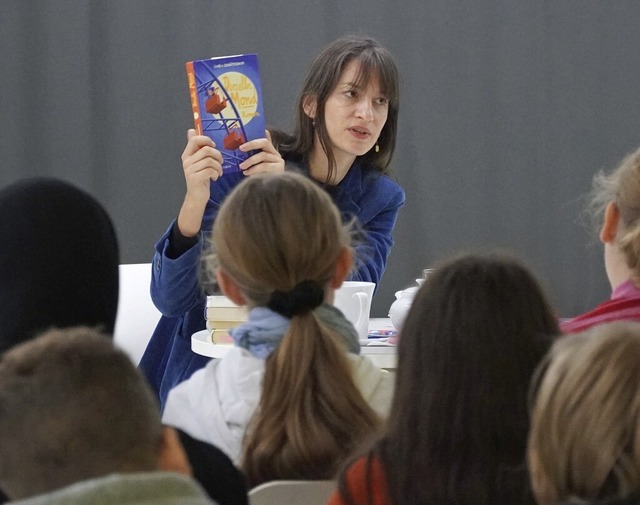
[330, 247, 353, 289]
[600, 202, 620, 244]
[216, 268, 246, 306]
[302, 95, 317, 119]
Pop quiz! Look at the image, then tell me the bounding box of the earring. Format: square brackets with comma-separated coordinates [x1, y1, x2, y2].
[375, 143, 380, 153]
[312, 120, 316, 128]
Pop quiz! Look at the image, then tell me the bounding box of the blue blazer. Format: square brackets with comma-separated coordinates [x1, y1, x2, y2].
[139, 161, 405, 408]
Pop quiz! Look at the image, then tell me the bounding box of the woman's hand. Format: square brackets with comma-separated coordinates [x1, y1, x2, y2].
[238, 130, 285, 176]
[177, 129, 223, 237]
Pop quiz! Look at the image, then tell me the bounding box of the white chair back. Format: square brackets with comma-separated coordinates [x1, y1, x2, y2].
[248, 480, 336, 505]
[113, 263, 161, 365]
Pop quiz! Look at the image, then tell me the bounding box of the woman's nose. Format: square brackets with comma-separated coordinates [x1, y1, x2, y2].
[355, 100, 374, 122]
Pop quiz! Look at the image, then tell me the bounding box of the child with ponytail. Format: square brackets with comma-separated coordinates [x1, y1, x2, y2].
[161, 171, 393, 486]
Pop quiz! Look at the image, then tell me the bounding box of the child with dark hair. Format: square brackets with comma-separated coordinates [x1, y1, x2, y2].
[329, 252, 560, 505]
[0, 177, 119, 353]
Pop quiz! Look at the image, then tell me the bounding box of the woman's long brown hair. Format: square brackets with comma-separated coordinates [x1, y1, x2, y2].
[271, 35, 400, 183]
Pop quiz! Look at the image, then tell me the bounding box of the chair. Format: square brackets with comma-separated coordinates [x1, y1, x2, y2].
[113, 263, 161, 365]
[248, 480, 336, 505]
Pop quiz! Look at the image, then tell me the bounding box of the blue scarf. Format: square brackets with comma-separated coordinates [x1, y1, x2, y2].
[228, 303, 360, 359]
[228, 307, 289, 359]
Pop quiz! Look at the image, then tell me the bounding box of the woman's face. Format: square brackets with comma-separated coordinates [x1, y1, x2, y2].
[320, 60, 389, 165]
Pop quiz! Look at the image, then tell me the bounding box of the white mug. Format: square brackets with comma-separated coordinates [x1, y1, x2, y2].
[332, 281, 375, 341]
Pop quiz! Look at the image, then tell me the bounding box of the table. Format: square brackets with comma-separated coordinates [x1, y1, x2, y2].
[191, 317, 397, 369]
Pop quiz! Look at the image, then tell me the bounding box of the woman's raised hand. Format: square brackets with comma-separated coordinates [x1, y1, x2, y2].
[182, 129, 223, 199]
[237, 130, 285, 176]
[177, 129, 223, 237]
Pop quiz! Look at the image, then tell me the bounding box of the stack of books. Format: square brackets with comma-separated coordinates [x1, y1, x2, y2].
[205, 296, 248, 344]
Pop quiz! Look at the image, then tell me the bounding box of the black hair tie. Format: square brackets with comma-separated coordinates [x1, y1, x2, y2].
[267, 280, 324, 318]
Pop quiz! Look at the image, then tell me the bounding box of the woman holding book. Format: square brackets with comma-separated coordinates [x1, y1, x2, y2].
[140, 34, 405, 407]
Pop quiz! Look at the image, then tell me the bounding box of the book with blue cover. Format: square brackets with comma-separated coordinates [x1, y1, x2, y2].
[186, 53, 266, 174]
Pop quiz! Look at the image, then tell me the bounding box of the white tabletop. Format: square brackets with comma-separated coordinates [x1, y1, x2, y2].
[191, 317, 397, 369]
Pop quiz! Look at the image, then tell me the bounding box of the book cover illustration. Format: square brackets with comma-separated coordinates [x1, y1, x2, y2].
[186, 53, 266, 174]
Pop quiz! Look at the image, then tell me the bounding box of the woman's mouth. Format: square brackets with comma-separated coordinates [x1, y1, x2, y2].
[349, 127, 370, 139]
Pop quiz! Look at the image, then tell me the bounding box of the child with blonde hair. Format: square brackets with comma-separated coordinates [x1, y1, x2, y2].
[562, 146, 640, 333]
[528, 321, 640, 505]
[162, 172, 392, 487]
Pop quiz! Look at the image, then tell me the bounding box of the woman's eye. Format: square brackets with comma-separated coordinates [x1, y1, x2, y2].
[344, 90, 357, 98]
[375, 97, 388, 106]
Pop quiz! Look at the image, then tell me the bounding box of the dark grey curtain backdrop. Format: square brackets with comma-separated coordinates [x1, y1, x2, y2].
[2, 1, 640, 317]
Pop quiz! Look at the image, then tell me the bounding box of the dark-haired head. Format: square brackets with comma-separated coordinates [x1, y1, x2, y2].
[0, 177, 120, 353]
[275, 35, 400, 182]
[378, 252, 559, 505]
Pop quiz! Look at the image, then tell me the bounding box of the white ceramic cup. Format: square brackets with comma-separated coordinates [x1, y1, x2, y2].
[332, 281, 375, 340]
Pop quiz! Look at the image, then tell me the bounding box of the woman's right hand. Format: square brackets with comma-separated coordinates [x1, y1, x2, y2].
[177, 129, 223, 237]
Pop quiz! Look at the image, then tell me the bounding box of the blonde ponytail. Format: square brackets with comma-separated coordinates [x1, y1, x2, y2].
[242, 312, 380, 487]
[205, 171, 381, 485]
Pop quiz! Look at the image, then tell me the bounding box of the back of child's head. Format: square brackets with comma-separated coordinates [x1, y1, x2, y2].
[207, 172, 380, 486]
[528, 321, 640, 505]
[0, 326, 162, 499]
[210, 171, 349, 303]
[377, 252, 559, 505]
[589, 146, 640, 275]
[0, 177, 120, 353]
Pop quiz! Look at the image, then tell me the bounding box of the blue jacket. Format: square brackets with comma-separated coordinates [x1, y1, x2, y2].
[139, 161, 405, 408]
